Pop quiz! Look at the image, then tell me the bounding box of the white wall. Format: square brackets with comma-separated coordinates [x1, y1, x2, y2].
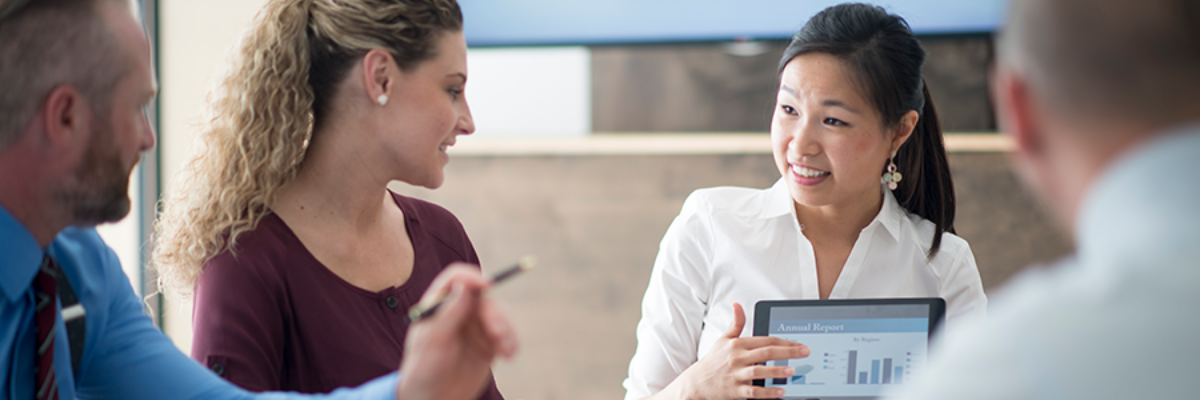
[159, 0, 270, 352]
[94, 165, 143, 296]
[466, 46, 591, 138]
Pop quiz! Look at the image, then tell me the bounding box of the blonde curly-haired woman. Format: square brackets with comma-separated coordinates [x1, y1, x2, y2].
[152, 0, 504, 398]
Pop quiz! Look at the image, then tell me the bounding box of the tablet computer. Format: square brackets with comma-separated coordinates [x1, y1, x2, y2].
[753, 298, 946, 400]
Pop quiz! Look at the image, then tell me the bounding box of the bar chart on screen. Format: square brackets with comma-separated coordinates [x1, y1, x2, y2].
[844, 349, 915, 385]
[765, 319, 928, 398]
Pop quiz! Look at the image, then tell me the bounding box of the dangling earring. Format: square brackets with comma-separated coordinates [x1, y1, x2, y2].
[376, 94, 389, 106]
[883, 153, 902, 191]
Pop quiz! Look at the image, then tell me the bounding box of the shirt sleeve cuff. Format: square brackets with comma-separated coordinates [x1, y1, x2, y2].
[255, 372, 398, 400]
[335, 372, 399, 400]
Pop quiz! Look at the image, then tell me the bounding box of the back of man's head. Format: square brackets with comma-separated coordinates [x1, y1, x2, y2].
[0, 0, 130, 151]
[998, 0, 1200, 129]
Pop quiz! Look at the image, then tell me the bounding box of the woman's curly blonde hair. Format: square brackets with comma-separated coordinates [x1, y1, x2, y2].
[152, 0, 462, 302]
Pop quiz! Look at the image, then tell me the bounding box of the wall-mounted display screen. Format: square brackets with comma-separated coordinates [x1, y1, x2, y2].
[460, 0, 1008, 47]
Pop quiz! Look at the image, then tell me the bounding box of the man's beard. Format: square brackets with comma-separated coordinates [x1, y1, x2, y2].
[54, 118, 136, 227]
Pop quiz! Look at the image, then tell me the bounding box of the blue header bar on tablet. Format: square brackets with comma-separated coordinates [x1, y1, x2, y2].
[768, 318, 928, 334]
[769, 304, 930, 320]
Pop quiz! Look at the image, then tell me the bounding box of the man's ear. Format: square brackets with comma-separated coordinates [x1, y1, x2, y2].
[41, 85, 91, 150]
[361, 49, 395, 105]
[992, 65, 1043, 158]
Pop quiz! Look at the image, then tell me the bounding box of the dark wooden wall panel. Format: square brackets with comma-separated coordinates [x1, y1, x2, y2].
[591, 42, 783, 132]
[592, 37, 996, 133]
[922, 36, 996, 132]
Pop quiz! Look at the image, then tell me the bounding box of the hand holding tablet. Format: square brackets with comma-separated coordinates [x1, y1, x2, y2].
[658, 302, 811, 400]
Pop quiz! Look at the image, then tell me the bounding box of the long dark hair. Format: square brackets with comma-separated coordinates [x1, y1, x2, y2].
[779, 3, 955, 257]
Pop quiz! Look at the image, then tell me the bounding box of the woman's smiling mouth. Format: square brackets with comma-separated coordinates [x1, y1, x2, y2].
[791, 164, 830, 178]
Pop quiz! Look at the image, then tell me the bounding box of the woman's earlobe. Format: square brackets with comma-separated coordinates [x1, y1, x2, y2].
[363, 49, 394, 105]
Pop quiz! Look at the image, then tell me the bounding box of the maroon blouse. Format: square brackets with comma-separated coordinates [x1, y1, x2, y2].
[190, 191, 504, 399]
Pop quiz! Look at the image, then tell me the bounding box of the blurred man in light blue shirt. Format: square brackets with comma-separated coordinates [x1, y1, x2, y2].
[888, 0, 1200, 399]
[0, 0, 517, 399]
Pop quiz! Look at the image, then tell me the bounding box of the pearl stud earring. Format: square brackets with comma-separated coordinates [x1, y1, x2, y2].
[377, 94, 388, 106]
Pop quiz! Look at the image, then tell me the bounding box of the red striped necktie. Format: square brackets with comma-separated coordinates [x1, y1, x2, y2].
[34, 255, 60, 400]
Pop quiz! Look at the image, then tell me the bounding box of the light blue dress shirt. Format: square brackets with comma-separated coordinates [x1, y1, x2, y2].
[0, 206, 398, 399]
[886, 123, 1200, 399]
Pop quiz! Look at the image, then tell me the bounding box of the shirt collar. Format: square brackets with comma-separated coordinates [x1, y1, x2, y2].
[874, 185, 905, 241]
[0, 203, 44, 301]
[758, 178, 794, 219]
[760, 177, 905, 241]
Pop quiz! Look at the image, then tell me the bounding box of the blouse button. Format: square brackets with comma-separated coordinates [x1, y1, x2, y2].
[210, 363, 225, 376]
[386, 296, 399, 309]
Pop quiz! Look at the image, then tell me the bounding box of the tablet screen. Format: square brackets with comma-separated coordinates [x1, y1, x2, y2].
[754, 299, 944, 400]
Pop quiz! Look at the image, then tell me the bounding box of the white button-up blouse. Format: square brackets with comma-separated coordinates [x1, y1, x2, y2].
[623, 178, 988, 400]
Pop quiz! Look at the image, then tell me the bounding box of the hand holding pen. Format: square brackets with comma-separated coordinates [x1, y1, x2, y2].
[407, 256, 537, 323]
[397, 262, 525, 400]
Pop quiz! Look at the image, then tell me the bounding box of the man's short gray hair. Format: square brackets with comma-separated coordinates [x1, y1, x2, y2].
[997, 0, 1200, 124]
[0, 0, 130, 150]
